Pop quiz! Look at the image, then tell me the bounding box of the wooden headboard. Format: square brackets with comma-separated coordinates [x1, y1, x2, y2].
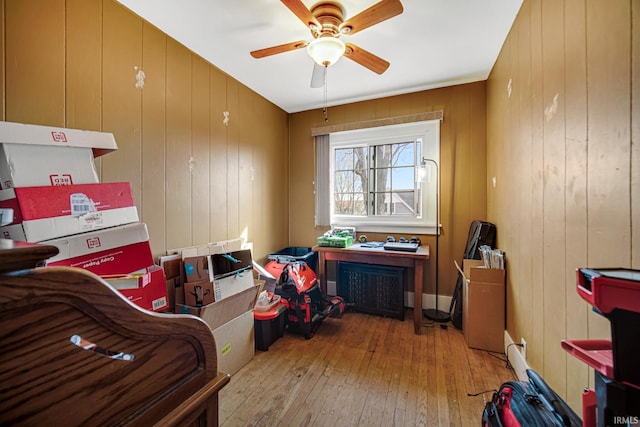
[0, 239, 230, 426]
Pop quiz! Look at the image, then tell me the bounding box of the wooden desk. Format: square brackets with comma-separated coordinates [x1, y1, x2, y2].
[313, 244, 429, 335]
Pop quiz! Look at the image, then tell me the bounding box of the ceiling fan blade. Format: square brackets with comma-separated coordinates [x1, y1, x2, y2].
[310, 63, 326, 88]
[344, 43, 390, 74]
[250, 40, 308, 58]
[281, 0, 321, 30]
[340, 0, 404, 36]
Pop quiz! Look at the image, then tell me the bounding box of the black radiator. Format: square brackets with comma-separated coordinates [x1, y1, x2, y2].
[337, 262, 405, 320]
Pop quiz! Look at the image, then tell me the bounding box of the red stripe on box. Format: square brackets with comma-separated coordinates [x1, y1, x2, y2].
[47, 241, 154, 276]
[11, 182, 134, 220]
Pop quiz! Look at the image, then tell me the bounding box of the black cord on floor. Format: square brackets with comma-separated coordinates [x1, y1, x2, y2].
[504, 342, 523, 372]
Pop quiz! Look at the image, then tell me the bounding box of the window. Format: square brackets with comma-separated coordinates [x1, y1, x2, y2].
[329, 119, 440, 234]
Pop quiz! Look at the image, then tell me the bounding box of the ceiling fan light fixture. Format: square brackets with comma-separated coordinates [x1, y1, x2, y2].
[307, 36, 345, 67]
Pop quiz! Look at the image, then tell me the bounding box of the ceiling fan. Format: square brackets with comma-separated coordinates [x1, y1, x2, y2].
[250, 0, 404, 88]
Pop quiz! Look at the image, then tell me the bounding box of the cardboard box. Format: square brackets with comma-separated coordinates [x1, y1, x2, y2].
[101, 265, 163, 290]
[462, 259, 506, 352]
[111, 265, 169, 312]
[209, 249, 253, 279]
[167, 237, 245, 259]
[174, 282, 262, 375]
[183, 256, 210, 283]
[184, 280, 215, 307]
[44, 222, 153, 275]
[174, 283, 261, 330]
[0, 121, 118, 156]
[0, 121, 117, 190]
[213, 270, 255, 301]
[0, 182, 139, 242]
[159, 254, 183, 310]
[463, 259, 484, 277]
[213, 310, 255, 375]
[0, 144, 99, 189]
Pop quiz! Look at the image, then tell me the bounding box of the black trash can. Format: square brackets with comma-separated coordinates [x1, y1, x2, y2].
[268, 247, 317, 273]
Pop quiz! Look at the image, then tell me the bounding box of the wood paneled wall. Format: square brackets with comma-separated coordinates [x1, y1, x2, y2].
[0, 0, 290, 262]
[487, 0, 638, 411]
[288, 82, 488, 301]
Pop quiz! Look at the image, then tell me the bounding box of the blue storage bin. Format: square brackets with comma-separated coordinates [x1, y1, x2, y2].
[268, 247, 317, 272]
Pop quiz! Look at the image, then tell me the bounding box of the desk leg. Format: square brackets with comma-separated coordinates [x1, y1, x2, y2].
[318, 252, 327, 296]
[414, 259, 423, 335]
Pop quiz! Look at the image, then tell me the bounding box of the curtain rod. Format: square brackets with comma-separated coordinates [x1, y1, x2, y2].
[311, 110, 444, 136]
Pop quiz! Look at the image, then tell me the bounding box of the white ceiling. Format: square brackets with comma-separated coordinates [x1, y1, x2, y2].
[116, 0, 522, 113]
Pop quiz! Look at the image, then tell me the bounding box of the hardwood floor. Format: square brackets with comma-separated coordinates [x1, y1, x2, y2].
[219, 309, 515, 427]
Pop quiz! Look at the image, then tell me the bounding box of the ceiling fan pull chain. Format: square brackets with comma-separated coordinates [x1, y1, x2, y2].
[323, 67, 329, 122]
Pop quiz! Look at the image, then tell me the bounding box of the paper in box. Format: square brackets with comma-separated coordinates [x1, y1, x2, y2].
[44, 222, 153, 275]
[0, 121, 117, 190]
[0, 182, 139, 242]
[107, 265, 169, 312]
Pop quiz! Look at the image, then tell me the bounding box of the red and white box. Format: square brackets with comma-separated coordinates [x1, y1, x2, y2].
[101, 265, 168, 312]
[0, 121, 117, 189]
[0, 182, 139, 242]
[45, 222, 153, 276]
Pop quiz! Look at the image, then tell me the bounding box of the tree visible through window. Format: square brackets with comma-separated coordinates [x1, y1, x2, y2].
[334, 142, 421, 217]
[328, 119, 440, 233]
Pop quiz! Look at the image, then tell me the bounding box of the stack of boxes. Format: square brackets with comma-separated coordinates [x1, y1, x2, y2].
[161, 240, 262, 375]
[0, 121, 168, 312]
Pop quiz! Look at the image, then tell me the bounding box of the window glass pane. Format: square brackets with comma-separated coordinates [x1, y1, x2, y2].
[373, 192, 392, 215]
[354, 147, 367, 172]
[374, 168, 391, 192]
[353, 173, 366, 193]
[393, 142, 415, 167]
[393, 191, 416, 215]
[334, 171, 353, 193]
[354, 192, 367, 215]
[335, 148, 354, 170]
[375, 145, 392, 168]
[391, 167, 415, 191]
[334, 193, 353, 214]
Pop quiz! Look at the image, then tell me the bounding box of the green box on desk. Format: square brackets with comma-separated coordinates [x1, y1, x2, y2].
[317, 235, 353, 248]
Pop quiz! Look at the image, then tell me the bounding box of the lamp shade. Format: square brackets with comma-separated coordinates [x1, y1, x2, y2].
[307, 36, 346, 67]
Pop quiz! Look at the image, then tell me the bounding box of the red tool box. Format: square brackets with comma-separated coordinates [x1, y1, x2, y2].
[562, 268, 640, 426]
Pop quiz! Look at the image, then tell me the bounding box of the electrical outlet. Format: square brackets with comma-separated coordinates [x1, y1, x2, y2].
[521, 338, 527, 360]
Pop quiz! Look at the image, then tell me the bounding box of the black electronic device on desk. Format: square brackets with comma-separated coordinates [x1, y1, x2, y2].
[383, 242, 420, 252]
[383, 236, 420, 252]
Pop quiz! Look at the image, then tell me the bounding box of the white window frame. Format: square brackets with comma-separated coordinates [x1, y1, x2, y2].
[329, 119, 440, 235]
